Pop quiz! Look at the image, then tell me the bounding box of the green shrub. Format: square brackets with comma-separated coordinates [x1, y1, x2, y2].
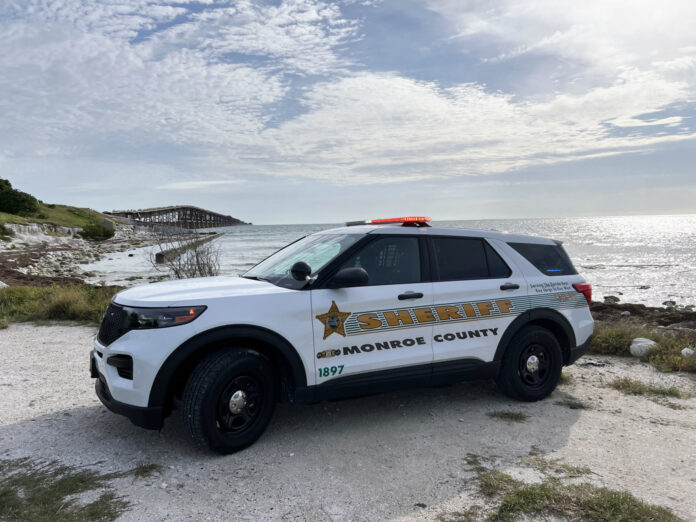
[590, 328, 636, 355]
[591, 322, 696, 373]
[0, 224, 12, 241]
[79, 221, 115, 241]
[649, 335, 696, 373]
[0, 178, 39, 216]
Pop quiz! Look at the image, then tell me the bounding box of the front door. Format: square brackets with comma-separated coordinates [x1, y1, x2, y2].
[428, 236, 528, 363]
[311, 235, 434, 384]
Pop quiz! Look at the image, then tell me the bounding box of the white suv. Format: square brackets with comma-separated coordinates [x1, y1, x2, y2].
[91, 217, 593, 454]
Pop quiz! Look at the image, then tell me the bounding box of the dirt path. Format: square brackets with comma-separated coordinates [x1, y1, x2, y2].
[1, 324, 694, 520]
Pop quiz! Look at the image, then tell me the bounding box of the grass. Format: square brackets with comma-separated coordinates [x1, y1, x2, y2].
[524, 455, 592, 478]
[0, 457, 160, 522]
[0, 204, 105, 229]
[479, 471, 523, 497]
[0, 211, 29, 227]
[611, 377, 683, 398]
[489, 480, 681, 522]
[456, 455, 680, 522]
[0, 316, 8, 329]
[130, 463, 161, 479]
[0, 285, 121, 324]
[555, 398, 592, 410]
[464, 453, 488, 474]
[590, 321, 696, 373]
[486, 411, 529, 423]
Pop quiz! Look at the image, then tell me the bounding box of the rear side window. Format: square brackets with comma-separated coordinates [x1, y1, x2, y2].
[432, 238, 511, 281]
[509, 242, 577, 276]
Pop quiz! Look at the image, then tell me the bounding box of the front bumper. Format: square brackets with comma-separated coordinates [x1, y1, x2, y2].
[92, 354, 163, 430]
[567, 335, 593, 365]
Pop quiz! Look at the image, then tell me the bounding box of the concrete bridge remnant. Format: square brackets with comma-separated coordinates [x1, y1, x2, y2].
[106, 206, 247, 229]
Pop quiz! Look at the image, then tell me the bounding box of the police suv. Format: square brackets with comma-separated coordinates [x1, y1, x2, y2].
[92, 217, 593, 454]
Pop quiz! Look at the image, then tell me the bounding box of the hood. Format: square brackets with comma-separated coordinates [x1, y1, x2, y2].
[114, 276, 290, 307]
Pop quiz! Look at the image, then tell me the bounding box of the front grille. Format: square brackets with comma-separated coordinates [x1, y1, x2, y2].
[98, 304, 128, 346]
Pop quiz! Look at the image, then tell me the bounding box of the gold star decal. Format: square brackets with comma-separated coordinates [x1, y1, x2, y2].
[315, 301, 351, 340]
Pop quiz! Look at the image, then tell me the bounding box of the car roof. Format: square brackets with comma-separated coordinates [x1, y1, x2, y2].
[317, 224, 557, 245]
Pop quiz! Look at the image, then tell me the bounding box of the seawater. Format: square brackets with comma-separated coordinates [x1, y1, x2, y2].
[82, 214, 696, 307]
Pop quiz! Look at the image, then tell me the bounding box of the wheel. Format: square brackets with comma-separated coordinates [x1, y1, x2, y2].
[182, 349, 276, 454]
[496, 326, 562, 402]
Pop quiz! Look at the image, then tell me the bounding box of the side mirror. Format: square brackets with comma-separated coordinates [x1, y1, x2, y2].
[290, 261, 312, 281]
[328, 267, 369, 288]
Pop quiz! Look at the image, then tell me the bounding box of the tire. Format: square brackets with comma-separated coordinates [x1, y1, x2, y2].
[182, 349, 276, 454]
[496, 326, 562, 402]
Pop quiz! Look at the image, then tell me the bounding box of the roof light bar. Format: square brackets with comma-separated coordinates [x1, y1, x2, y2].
[345, 216, 432, 227]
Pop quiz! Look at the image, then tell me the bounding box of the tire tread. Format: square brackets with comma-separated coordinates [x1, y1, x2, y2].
[182, 348, 273, 452]
[496, 325, 562, 402]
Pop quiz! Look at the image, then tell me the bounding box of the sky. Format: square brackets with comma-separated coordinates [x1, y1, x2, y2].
[1, 0, 695, 224]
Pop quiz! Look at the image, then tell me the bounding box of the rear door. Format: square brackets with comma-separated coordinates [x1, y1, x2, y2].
[428, 236, 528, 363]
[311, 235, 434, 383]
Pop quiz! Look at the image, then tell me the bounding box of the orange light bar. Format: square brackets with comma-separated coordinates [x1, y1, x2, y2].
[370, 216, 431, 224]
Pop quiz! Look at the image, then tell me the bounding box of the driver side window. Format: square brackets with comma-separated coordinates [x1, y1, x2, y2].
[339, 236, 421, 286]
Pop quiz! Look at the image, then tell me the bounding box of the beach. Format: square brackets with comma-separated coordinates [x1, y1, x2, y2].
[0, 321, 694, 520]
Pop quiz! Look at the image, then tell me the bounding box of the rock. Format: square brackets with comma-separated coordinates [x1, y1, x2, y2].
[682, 348, 695, 357]
[620, 311, 631, 317]
[604, 295, 620, 304]
[662, 300, 677, 308]
[0, 281, 7, 288]
[630, 338, 657, 357]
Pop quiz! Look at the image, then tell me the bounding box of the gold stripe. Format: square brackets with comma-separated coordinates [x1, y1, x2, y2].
[345, 313, 522, 337]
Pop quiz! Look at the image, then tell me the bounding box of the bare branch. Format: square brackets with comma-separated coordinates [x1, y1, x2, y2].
[148, 227, 222, 279]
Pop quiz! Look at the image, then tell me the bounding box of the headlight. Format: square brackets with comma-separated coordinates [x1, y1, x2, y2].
[121, 305, 207, 329]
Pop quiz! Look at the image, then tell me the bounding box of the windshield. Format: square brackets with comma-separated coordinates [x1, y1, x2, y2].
[243, 233, 362, 289]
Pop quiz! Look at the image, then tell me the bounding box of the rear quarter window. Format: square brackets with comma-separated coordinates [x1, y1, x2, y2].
[432, 237, 511, 280]
[508, 242, 577, 276]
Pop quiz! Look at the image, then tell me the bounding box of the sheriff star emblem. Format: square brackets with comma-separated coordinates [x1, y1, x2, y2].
[315, 301, 351, 340]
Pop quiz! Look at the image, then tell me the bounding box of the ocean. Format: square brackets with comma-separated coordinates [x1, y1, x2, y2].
[82, 214, 696, 307]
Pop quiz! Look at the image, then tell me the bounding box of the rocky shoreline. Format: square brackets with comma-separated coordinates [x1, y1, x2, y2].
[591, 301, 696, 329]
[0, 221, 160, 287]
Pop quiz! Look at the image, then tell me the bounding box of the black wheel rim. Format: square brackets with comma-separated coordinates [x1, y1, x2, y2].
[518, 343, 551, 389]
[216, 375, 263, 434]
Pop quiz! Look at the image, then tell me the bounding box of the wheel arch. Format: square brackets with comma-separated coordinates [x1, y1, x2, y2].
[148, 325, 307, 412]
[494, 309, 576, 366]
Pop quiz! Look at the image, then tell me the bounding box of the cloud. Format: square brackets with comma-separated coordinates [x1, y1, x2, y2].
[252, 69, 694, 183]
[157, 179, 246, 190]
[428, 0, 696, 87]
[1, 0, 695, 200]
[0, 0, 357, 158]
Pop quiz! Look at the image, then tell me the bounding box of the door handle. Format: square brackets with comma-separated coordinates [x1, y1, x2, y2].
[500, 283, 519, 291]
[398, 291, 424, 300]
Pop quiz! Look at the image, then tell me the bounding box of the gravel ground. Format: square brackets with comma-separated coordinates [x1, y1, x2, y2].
[1, 323, 695, 520]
